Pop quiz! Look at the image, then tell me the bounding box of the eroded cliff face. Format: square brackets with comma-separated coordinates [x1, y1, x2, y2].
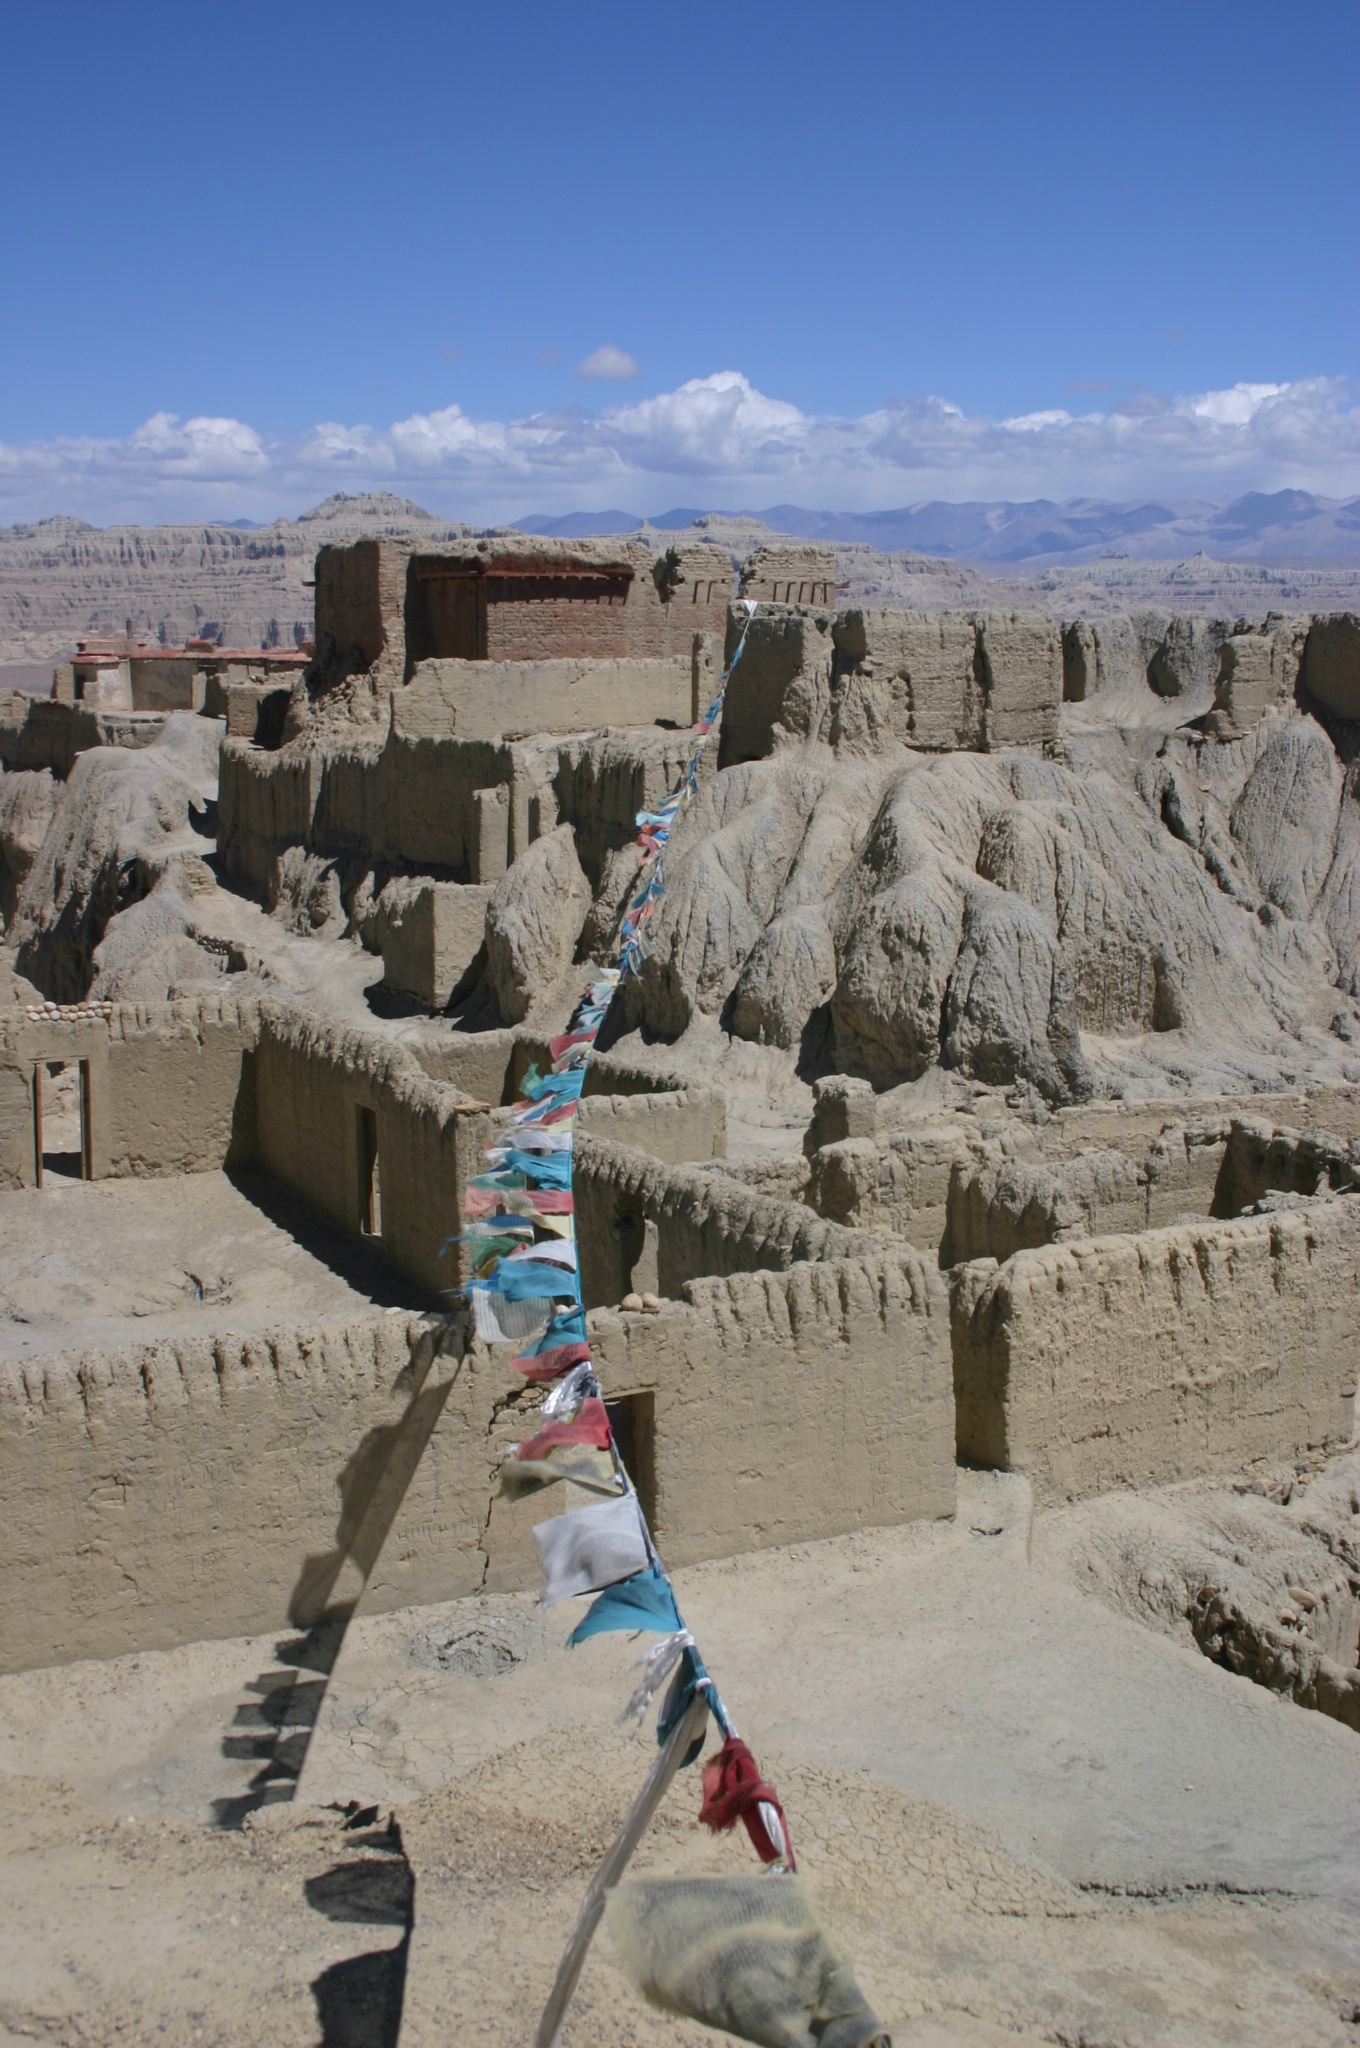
[0, 496, 476, 663]
[611, 700, 1360, 1104]
[3, 582, 1358, 1113]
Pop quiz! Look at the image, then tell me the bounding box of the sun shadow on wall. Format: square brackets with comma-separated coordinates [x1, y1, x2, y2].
[211, 1325, 462, 1829]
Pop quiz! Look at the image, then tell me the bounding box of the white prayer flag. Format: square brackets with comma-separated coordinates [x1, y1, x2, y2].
[533, 1492, 651, 1606]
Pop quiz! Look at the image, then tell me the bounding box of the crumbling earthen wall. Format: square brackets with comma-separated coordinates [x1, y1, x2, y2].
[0, 1313, 484, 1671]
[483, 1247, 956, 1590]
[738, 543, 837, 609]
[0, 698, 170, 778]
[1, 1233, 956, 1670]
[250, 1008, 484, 1296]
[217, 720, 698, 901]
[940, 1123, 1234, 1266]
[104, 997, 260, 1177]
[573, 1134, 885, 1309]
[949, 1197, 1360, 1506]
[802, 1091, 1360, 1257]
[395, 653, 693, 745]
[0, 997, 259, 1189]
[718, 605, 1063, 765]
[312, 536, 734, 689]
[1213, 1115, 1360, 1216]
[314, 537, 409, 682]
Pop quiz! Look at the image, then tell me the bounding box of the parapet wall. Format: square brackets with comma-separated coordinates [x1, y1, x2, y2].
[950, 1197, 1360, 1506]
[483, 1249, 956, 1588]
[0, 1313, 485, 1671]
[574, 1134, 883, 1309]
[217, 721, 697, 898]
[398, 653, 693, 742]
[3, 1240, 956, 1671]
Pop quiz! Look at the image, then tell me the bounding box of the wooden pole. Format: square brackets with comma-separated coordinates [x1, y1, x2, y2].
[532, 1691, 709, 2048]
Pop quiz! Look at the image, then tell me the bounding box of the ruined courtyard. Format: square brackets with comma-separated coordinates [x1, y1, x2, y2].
[0, 515, 1358, 2046]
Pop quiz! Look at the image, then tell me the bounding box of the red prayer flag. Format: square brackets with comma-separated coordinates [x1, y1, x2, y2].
[698, 1736, 794, 1866]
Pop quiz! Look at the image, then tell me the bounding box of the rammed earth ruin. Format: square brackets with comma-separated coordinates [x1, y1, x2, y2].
[0, 516, 1358, 2040]
[1, 526, 1356, 1679]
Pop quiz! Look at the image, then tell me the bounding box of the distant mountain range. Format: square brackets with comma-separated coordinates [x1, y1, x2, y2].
[515, 491, 1360, 567]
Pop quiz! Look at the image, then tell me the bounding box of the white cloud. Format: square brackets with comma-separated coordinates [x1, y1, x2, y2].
[0, 372, 1355, 527]
[1188, 381, 1286, 427]
[574, 345, 639, 381]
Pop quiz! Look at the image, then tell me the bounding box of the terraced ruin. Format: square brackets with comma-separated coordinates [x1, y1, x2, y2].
[1, 520, 1357, 2046]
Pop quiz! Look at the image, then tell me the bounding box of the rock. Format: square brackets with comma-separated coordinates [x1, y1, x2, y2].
[1301, 612, 1360, 722]
[730, 903, 837, 1048]
[89, 878, 223, 1003]
[1229, 719, 1343, 919]
[943, 884, 1093, 1102]
[1317, 759, 1360, 994]
[10, 712, 221, 1002]
[831, 865, 967, 1086]
[0, 767, 57, 922]
[484, 823, 591, 1024]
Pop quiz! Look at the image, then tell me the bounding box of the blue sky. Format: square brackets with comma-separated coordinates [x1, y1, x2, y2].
[1, 0, 1356, 524]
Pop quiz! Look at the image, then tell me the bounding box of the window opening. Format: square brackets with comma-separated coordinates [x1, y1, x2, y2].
[356, 1105, 381, 1237]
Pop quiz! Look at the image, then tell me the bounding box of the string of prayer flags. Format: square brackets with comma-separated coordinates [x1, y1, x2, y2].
[453, 605, 879, 2045]
[620, 1630, 698, 1733]
[498, 1446, 621, 1501]
[565, 1562, 684, 1646]
[603, 1874, 890, 2048]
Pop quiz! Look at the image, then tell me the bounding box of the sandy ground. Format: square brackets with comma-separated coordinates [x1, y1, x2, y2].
[0, 1168, 438, 1365]
[1, 1472, 1356, 2047]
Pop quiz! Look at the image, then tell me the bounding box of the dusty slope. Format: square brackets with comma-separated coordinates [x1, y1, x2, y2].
[1, 1477, 1357, 2045]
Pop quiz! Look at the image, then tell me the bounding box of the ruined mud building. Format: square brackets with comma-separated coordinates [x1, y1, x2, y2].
[0, 528, 1356, 1715]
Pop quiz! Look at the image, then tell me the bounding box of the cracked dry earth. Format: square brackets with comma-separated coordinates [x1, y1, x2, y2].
[1, 1475, 1357, 2047]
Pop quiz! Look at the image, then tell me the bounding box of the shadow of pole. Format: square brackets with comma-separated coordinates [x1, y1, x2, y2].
[212, 1323, 463, 1830]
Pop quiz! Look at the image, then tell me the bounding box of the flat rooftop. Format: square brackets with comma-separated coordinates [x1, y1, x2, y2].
[0, 1167, 437, 1367]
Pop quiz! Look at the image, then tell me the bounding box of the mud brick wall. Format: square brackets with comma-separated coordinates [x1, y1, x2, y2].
[577, 1252, 955, 1569]
[573, 1134, 883, 1310]
[0, 1313, 490, 1671]
[720, 605, 1062, 764]
[950, 1198, 1360, 1506]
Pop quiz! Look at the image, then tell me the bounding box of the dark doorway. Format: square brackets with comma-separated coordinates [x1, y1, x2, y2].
[34, 1058, 91, 1186]
[606, 1390, 657, 1533]
[356, 1106, 381, 1237]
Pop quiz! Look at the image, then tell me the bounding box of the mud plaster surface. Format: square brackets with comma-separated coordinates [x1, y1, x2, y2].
[1, 1474, 1356, 2046]
[0, 1169, 433, 1365]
